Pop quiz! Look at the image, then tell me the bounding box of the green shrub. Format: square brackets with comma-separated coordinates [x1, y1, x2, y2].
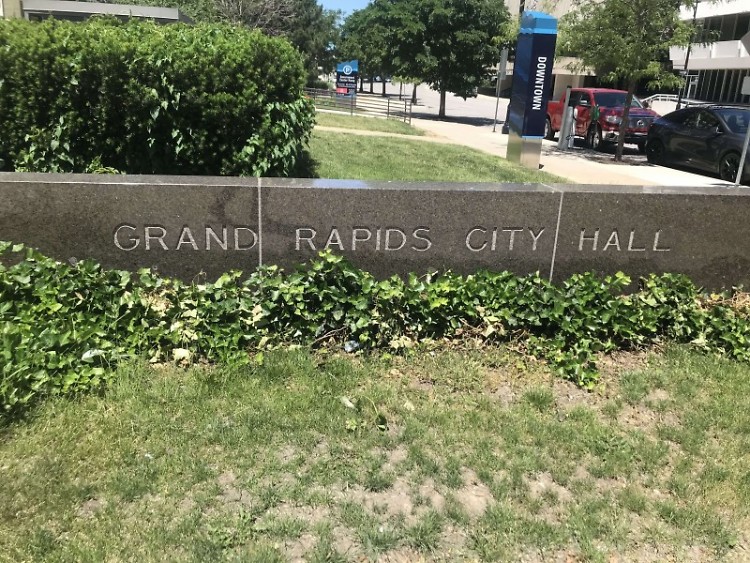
[0, 18, 314, 176]
[2, 242, 750, 418]
[307, 79, 331, 90]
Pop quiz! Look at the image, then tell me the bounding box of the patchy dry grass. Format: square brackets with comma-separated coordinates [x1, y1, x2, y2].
[315, 112, 424, 136]
[1, 346, 749, 561]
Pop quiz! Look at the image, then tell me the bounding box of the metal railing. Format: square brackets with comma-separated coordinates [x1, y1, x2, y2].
[641, 93, 706, 107]
[304, 88, 413, 123]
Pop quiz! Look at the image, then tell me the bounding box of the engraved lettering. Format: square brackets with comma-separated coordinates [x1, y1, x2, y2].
[627, 230, 646, 252]
[114, 223, 139, 251]
[385, 229, 406, 251]
[603, 230, 621, 251]
[176, 226, 198, 251]
[412, 228, 432, 252]
[234, 227, 257, 250]
[325, 227, 344, 250]
[351, 227, 372, 250]
[206, 226, 228, 250]
[491, 228, 498, 251]
[296, 228, 317, 251]
[579, 228, 599, 251]
[653, 230, 670, 252]
[466, 227, 487, 252]
[375, 228, 382, 251]
[144, 225, 168, 251]
[528, 227, 545, 251]
[503, 228, 523, 251]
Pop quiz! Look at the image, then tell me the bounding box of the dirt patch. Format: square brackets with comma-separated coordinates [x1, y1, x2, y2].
[286, 532, 316, 563]
[78, 497, 106, 518]
[524, 472, 573, 525]
[525, 472, 573, 503]
[378, 548, 429, 562]
[418, 478, 445, 512]
[268, 503, 329, 525]
[349, 476, 414, 519]
[457, 468, 493, 519]
[490, 382, 516, 408]
[383, 446, 408, 471]
[597, 350, 652, 378]
[617, 403, 679, 432]
[646, 389, 670, 403]
[439, 524, 470, 557]
[277, 445, 297, 464]
[216, 470, 253, 509]
[331, 525, 360, 558]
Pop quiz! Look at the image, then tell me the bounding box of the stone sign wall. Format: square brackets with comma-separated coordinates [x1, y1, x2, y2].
[1, 173, 749, 289]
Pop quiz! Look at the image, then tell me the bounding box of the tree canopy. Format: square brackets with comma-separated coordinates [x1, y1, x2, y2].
[340, 0, 511, 117]
[559, 0, 696, 160]
[122, 0, 339, 81]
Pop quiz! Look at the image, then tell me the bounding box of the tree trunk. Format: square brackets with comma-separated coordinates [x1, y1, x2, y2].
[411, 84, 417, 104]
[369, 78, 373, 94]
[615, 79, 637, 162]
[382, 79, 386, 97]
[359, 77, 364, 93]
[399, 82, 403, 100]
[439, 88, 446, 118]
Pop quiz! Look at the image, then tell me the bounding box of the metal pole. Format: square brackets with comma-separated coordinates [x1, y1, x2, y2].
[735, 125, 750, 186]
[387, 98, 390, 119]
[677, 1, 700, 110]
[557, 86, 573, 150]
[493, 48, 509, 133]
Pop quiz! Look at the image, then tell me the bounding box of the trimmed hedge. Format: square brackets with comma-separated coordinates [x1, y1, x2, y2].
[0, 18, 314, 176]
[3, 242, 750, 419]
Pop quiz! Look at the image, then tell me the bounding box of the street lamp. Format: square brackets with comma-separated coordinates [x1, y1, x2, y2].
[677, 0, 700, 110]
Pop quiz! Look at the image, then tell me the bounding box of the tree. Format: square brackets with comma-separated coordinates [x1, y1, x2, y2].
[389, 0, 510, 118]
[340, 0, 509, 114]
[339, 3, 394, 95]
[559, 0, 696, 161]
[125, 0, 339, 83]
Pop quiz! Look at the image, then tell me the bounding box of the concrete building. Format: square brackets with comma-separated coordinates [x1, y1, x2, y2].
[1, 0, 191, 23]
[670, 0, 750, 104]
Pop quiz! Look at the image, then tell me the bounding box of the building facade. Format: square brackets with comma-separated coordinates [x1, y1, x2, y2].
[670, 0, 750, 104]
[1, 0, 190, 23]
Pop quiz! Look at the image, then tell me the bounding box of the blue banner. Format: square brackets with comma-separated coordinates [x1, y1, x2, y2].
[508, 12, 557, 139]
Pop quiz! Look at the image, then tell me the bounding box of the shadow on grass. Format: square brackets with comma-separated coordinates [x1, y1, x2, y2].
[411, 112, 498, 127]
[287, 150, 320, 178]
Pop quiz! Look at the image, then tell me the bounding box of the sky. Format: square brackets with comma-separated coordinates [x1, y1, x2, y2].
[320, 0, 370, 16]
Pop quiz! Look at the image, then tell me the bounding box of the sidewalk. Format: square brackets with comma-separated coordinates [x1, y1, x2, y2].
[380, 82, 737, 188]
[409, 114, 735, 188]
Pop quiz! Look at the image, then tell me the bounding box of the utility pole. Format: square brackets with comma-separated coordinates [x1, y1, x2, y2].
[493, 49, 509, 133]
[677, 1, 700, 110]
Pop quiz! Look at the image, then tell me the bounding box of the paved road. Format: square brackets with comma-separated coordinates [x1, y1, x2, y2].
[370, 81, 737, 188]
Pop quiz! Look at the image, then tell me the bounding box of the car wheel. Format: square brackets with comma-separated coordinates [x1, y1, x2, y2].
[587, 125, 603, 151]
[645, 140, 664, 164]
[544, 118, 555, 140]
[719, 151, 741, 182]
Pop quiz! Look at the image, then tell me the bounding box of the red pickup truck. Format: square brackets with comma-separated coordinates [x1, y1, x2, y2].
[545, 88, 660, 153]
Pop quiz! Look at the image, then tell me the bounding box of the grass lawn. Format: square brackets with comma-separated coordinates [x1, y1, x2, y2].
[2, 346, 749, 561]
[306, 130, 565, 183]
[315, 112, 424, 136]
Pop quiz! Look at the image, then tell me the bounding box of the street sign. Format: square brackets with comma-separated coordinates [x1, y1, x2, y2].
[335, 60, 359, 96]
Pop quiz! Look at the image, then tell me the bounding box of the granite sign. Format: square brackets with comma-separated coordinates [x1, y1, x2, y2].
[1, 173, 749, 289]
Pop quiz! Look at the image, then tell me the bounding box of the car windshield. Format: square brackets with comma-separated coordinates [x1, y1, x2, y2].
[592, 92, 643, 108]
[716, 108, 750, 134]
